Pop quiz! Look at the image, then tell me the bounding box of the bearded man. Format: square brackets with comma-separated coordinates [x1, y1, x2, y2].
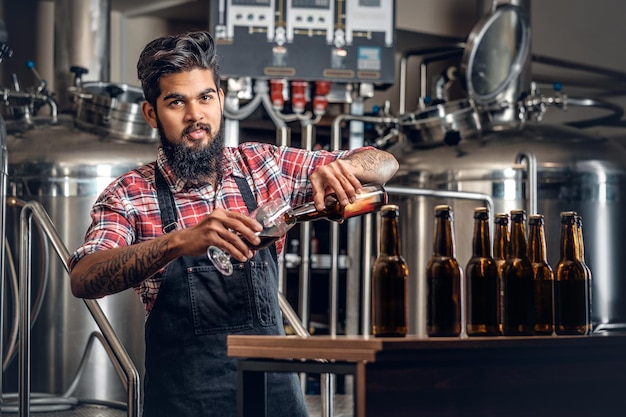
[69, 31, 399, 417]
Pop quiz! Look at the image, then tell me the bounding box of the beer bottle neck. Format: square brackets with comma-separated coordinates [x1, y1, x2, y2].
[509, 220, 528, 258]
[472, 218, 491, 257]
[528, 223, 548, 263]
[433, 217, 456, 257]
[289, 200, 332, 222]
[379, 215, 400, 256]
[560, 221, 580, 261]
[493, 222, 509, 260]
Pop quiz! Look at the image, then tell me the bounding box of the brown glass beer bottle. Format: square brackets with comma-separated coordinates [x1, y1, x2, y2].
[289, 184, 388, 222]
[555, 211, 590, 335]
[493, 213, 510, 334]
[501, 209, 534, 336]
[465, 207, 499, 336]
[371, 205, 408, 337]
[426, 205, 461, 337]
[576, 214, 593, 333]
[527, 214, 554, 335]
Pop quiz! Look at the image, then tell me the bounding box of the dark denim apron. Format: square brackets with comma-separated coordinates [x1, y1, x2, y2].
[142, 169, 308, 417]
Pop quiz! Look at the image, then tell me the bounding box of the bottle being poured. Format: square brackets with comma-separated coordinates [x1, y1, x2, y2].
[207, 183, 388, 275]
[289, 183, 388, 223]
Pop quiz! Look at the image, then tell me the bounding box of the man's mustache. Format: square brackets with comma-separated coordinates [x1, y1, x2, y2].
[183, 123, 211, 137]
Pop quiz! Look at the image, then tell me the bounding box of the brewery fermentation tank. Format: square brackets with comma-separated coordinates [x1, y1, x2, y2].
[4, 112, 154, 401]
[0, 0, 158, 402]
[384, 2, 626, 336]
[388, 123, 626, 336]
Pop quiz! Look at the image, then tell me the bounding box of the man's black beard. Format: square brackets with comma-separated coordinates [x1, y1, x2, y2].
[158, 120, 225, 185]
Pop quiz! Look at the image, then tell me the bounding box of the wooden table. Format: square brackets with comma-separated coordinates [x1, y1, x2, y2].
[228, 334, 626, 417]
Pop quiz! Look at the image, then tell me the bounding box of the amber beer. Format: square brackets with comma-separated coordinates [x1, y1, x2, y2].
[528, 214, 554, 335]
[555, 211, 590, 335]
[493, 213, 510, 334]
[371, 205, 408, 337]
[426, 205, 461, 337]
[465, 207, 499, 336]
[501, 209, 534, 336]
[289, 184, 388, 222]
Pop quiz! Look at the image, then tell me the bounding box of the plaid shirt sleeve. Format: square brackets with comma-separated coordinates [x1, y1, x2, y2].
[67, 165, 158, 270]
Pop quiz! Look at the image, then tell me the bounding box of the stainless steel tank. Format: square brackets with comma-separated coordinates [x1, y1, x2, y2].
[4, 113, 154, 402]
[386, 1, 626, 337]
[388, 123, 626, 336]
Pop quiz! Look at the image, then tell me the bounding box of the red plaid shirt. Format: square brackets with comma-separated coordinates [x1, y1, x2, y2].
[69, 142, 355, 313]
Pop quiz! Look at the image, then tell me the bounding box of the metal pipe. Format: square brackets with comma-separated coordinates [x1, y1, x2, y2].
[275, 123, 291, 295]
[532, 54, 626, 82]
[298, 121, 315, 332]
[223, 92, 241, 148]
[419, 49, 464, 105]
[360, 214, 374, 336]
[385, 186, 495, 215]
[564, 97, 625, 128]
[256, 81, 294, 295]
[398, 44, 465, 114]
[515, 152, 537, 215]
[18, 209, 32, 417]
[18, 201, 140, 417]
[0, 113, 6, 413]
[329, 109, 344, 339]
[278, 292, 309, 338]
[331, 114, 400, 145]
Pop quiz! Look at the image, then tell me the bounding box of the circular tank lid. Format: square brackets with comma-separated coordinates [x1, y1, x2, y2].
[461, 4, 530, 104]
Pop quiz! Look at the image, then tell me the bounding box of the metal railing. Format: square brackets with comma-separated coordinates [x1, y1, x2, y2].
[17, 201, 140, 417]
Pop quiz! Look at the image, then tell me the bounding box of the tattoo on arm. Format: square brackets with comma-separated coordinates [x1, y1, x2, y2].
[343, 149, 398, 180]
[79, 238, 173, 296]
[344, 150, 380, 174]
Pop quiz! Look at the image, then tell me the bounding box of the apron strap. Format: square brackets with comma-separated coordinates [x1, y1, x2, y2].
[234, 176, 257, 212]
[155, 167, 178, 234]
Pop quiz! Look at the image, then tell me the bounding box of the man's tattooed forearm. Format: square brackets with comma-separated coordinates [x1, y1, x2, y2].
[344, 151, 394, 175]
[345, 150, 388, 174]
[79, 239, 172, 295]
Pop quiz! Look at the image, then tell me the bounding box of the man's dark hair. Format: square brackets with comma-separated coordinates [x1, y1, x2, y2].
[137, 31, 221, 107]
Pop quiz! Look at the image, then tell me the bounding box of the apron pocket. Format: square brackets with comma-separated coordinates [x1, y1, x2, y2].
[249, 261, 278, 327]
[187, 265, 254, 334]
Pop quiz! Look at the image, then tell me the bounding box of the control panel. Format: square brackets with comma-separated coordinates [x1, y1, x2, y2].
[211, 0, 396, 85]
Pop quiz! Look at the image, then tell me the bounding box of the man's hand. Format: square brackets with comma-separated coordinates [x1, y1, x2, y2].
[185, 208, 263, 262]
[309, 148, 399, 211]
